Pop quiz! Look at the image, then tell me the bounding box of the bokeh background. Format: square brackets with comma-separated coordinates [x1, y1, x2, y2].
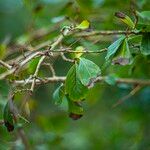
[0, 0, 150, 149]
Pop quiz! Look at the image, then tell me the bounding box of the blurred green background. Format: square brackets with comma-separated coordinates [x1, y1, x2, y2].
[0, 0, 150, 149]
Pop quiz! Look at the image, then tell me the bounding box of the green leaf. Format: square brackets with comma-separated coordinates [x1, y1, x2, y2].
[3, 99, 14, 132]
[141, 33, 150, 55]
[115, 12, 135, 29]
[53, 84, 65, 105]
[67, 96, 83, 120]
[137, 11, 150, 23]
[136, 11, 150, 31]
[105, 36, 125, 60]
[65, 64, 88, 101]
[112, 38, 132, 65]
[77, 58, 101, 86]
[76, 20, 90, 30]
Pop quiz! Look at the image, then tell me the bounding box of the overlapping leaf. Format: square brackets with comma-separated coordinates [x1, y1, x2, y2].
[77, 58, 101, 86]
[65, 64, 88, 101]
[105, 36, 126, 60]
[53, 84, 65, 105]
[112, 38, 132, 65]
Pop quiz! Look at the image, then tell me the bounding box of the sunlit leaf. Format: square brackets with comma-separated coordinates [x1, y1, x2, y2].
[73, 46, 84, 58]
[76, 20, 90, 30]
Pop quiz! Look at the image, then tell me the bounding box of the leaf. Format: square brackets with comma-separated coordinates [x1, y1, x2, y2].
[76, 20, 90, 30]
[65, 64, 88, 101]
[112, 38, 132, 65]
[136, 11, 150, 24]
[77, 58, 101, 86]
[67, 96, 83, 120]
[3, 99, 14, 132]
[73, 46, 84, 58]
[136, 11, 150, 31]
[141, 33, 150, 55]
[105, 36, 125, 60]
[115, 12, 135, 29]
[53, 84, 65, 105]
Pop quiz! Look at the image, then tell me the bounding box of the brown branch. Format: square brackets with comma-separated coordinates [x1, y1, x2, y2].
[13, 76, 150, 86]
[75, 30, 145, 37]
[112, 85, 141, 108]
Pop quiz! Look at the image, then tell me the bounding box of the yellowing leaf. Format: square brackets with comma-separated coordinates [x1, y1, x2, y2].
[115, 12, 135, 29]
[74, 46, 84, 58]
[76, 20, 90, 30]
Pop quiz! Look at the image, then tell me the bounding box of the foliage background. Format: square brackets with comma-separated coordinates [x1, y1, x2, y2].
[0, 0, 150, 149]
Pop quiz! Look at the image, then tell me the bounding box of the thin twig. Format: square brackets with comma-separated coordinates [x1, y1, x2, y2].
[0, 60, 12, 69]
[75, 30, 145, 37]
[112, 85, 141, 108]
[60, 52, 74, 63]
[43, 63, 56, 77]
[30, 56, 46, 92]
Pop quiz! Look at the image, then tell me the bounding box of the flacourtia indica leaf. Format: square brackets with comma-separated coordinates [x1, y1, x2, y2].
[115, 12, 135, 29]
[65, 64, 88, 101]
[53, 84, 65, 105]
[77, 58, 101, 86]
[112, 38, 132, 65]
[76, 20, 90, 30]
[66, 95, 83, 120]
[105, 35, 125, 60]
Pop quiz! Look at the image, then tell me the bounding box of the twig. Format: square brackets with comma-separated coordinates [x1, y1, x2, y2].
[112, 85, 141, 108]
[0, 60, 12, 69]
[75, 30, 145, 37]
[0, 51, 48, 80]
[13, 76, 66, 85]
[50, 48, 108, 53]
[30, 56, 46, 92]
[43, 63, 56, 77]
[60, 52, 74, 63]
[13, 76, 150, 86]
